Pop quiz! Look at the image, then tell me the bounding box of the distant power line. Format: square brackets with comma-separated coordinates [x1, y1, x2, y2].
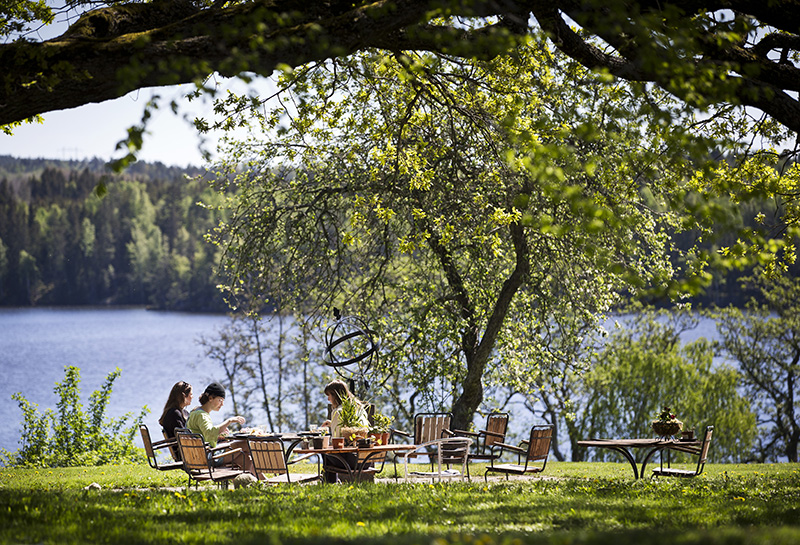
[59, 148, 83, 161]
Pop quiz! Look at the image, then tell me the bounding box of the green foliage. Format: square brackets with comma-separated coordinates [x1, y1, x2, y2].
[1, 366, 148, 468]
[711, 271, 800, 462]
[0, 0, 52, 37]
[516, 309, 757, 462]
[371, 412, 394, 433]
[576, 310, 757, 462]
[337, 394, 363, 430]
[210, 39, 718, 425]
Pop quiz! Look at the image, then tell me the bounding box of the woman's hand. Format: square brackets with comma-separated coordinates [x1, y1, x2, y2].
[321, 419, 331, 427]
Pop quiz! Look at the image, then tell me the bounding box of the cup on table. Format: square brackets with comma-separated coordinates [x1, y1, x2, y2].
[332, 437, 345, 449]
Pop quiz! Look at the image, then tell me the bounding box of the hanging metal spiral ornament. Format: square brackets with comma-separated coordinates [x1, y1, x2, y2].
[323, 309, 379, 395]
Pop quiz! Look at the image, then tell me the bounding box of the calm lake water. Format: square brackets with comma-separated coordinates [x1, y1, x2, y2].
[0, 307, 230, 453]
[0, 307, 724, 456]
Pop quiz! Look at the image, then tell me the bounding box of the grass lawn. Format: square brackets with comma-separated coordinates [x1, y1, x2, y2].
[0, 461, 798, 544]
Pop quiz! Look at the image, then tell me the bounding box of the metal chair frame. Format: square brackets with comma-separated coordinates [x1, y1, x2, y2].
[140, 424, 183, 471]
[175, 428, 245, 489]
[484, 424, 554, 482]
[392, 412, 453, 476]
[403, 437, 473, 482]
[652, 425, 714, 478]
[447, 412, 509, 478]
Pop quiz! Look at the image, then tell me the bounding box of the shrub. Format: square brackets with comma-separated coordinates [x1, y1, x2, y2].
[1, 366, 148, 467]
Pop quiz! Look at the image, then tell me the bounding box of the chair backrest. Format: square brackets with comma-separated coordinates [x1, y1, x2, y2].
[175, 430, 211, 474]
[415, 413, 453, 444]
[249, 439, 288, 476]
[140, 425, 159, 469]
[438, 437, 472, 466]
[695, 425, 714, 475]
[525, 425, 554, 463]
[483, 413, 509, 449]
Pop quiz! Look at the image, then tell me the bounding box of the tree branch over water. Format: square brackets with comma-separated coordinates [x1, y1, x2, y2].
[3, 1, 800, 136]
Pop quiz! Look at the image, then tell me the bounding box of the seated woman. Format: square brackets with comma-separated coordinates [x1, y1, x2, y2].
[186, 382, 252, 472]
[320, 380, 370, 483]
[158, 381, 193, 460]
[159, 381, 193, 438]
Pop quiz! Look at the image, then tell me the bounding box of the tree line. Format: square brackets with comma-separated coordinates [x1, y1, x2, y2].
[0, 155, 228, 311]
[1, 154, 787, 311]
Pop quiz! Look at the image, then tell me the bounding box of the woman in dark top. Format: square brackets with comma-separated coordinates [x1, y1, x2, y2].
[159, 381, 193, 439]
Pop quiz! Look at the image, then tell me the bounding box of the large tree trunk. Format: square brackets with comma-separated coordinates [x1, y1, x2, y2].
[437, 223, 530, 431]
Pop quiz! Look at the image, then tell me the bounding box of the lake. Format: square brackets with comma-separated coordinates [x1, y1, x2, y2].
[0, 307, 725, 457]
[0, 307, 230, 453]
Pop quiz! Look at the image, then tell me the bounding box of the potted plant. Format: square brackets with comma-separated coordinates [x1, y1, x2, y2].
[370, 412, 394, 446]
[338, 395, 368, 445]
[651, 406, 683, 438]
[312, 427, 329, 449]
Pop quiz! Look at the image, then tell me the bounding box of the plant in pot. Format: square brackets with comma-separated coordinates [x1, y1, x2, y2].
[338, 395, 368, 446]
[312, 427, 329, 449]
[370, 412, 394, 446]
[651, 406, 683, 438]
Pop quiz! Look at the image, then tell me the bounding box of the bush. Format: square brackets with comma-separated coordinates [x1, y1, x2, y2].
[1, 366, 148, 467]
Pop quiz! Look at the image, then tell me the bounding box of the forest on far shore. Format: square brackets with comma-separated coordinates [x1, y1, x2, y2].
[0, 154, 791, 311]
[0, 155, 228, 311]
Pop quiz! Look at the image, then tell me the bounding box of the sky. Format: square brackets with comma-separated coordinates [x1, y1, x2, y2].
[1, 84, 218, 168]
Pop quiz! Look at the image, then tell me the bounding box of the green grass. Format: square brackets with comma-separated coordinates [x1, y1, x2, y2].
[1, 461, 798, 545]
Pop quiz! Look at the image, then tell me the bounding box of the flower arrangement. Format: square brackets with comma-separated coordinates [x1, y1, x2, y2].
[651, 406, 683, 437]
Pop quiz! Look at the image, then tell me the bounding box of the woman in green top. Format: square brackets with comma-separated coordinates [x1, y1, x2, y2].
[186, 382, 251, 472]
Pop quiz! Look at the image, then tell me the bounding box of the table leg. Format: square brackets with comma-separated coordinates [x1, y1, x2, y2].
[322, 452, 356, 483]
[605, 446, 640, 479]
[640, 447, 665, 478]
[283, 438, 303, 462]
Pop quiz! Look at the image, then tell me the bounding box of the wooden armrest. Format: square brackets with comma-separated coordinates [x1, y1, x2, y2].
[392, 429, 412, 438]
[452, 429, 479, 438]
[493, 442, 524, 454]
[152, 438, 177, 449]
[210, 447, 242, 460]
[209, 443, 232, 452]
[480, 429, 504, 438]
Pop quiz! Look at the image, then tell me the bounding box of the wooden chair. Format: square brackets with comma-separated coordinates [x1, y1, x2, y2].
[162, 430, 182, 462]
[392, 412, 453, 475]
[402, 437, 473, 482]
[652, 425, 714, 478]
[447, 412, 509, 478]
[140, 424, 183, 471]
[175, 429, 245, 488]
[484, 424, 553, 481]
[248, 438, 320, 485]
